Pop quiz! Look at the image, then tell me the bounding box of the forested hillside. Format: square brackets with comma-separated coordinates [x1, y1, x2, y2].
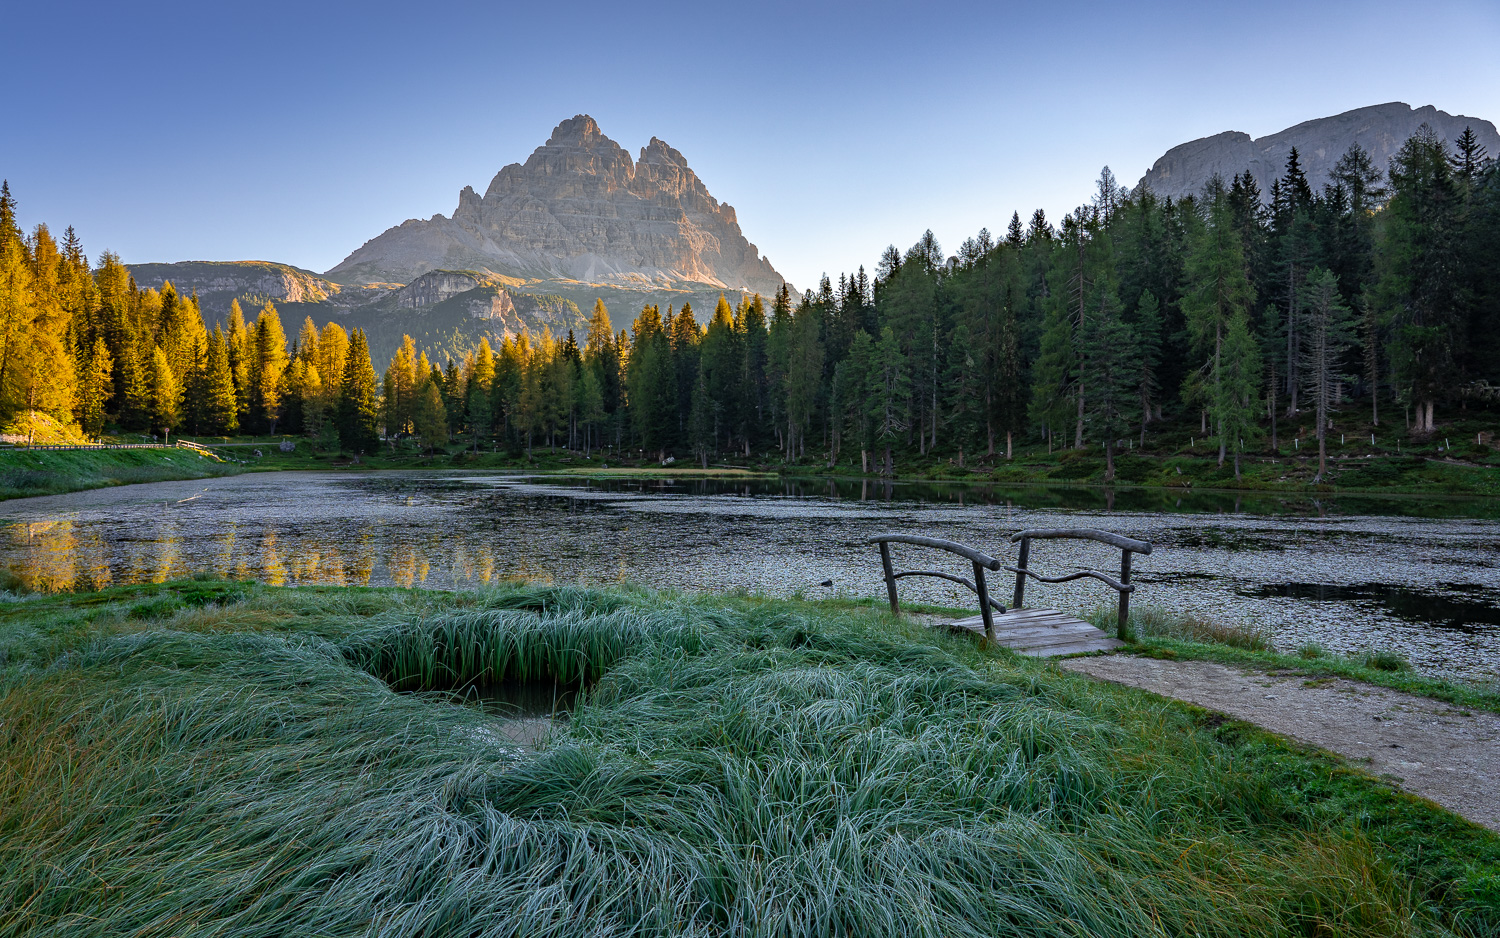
[0, 123, 1495, 474]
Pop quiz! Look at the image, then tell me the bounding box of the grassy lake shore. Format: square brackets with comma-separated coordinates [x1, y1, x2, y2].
[2, 431, 1497, 502]
[1, 579, 1496, 936]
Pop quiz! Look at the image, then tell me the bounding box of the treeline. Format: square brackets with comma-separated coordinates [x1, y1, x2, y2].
[0, 182, 382, 449]
[1, 123, 1496, 474]
[453, 125, 1498, 479]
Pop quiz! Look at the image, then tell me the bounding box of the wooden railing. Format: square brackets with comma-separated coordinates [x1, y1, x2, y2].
[1008, 528, 1153, 640]
[868, 534, 1006, 644]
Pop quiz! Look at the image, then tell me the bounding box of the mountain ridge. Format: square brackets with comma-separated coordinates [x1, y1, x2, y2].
[1136, 102, 1499, 200]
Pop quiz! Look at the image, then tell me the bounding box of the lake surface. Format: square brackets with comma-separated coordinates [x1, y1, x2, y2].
[1, 470, 1497, 680]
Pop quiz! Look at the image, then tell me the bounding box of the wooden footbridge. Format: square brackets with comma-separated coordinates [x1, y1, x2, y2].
[870, 529, 1153, 657]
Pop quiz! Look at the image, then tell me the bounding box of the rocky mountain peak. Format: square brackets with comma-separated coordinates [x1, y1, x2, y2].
[547, 114, 608, 149]
[329, 116, 785, 296]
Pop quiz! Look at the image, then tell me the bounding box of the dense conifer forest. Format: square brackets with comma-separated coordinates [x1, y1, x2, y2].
[2, 125, 1496, 476]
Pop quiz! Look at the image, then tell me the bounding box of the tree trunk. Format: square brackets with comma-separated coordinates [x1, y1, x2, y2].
[1006, 430, 1012, 459]
[1074, 383, 1085, 449]
[1104, 438, 1115, 482]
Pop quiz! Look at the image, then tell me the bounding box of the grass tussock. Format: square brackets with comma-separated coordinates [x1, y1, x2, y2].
[1088, 604, 1273, 651]
[0, 580, 1496, 937]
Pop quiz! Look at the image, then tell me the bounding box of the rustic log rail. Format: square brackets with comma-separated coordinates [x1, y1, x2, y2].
[868, 534, 1006, 644]
[1008, 528, 1153, 640]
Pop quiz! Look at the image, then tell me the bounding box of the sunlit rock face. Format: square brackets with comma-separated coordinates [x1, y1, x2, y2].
[1136, 102, 1500, 201]
[327, 115, 786, 295]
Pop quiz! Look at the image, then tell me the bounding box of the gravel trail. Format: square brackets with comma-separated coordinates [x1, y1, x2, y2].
[1060, 656, 1500, 831]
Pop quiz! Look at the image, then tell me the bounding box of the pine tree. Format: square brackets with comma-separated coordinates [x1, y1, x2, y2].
[226, 300, 251, 426]
[1183, 195, 1255, 465]
[867, 326, 909, 476]
[698, 295, 743, 455]
[993, 300, 1024, 459]
[337, 329, 380, 454]
[250, 303, 288, 434]
[1216, 312, 1262, 481]
[687, 367, 713, 468]
[1450, 126, 1489, 183]
[147, 346, 180, 440]
[577, 363, 604, 455]
[1131, 290, 1163, 443]
[467, 339, 496, 451]
[1300, 268, 1355, 480]
[625, 306, 673, 459]
[1005, 211, 1025, 247]
[412, 376, 448, 453]
[0, 181, 20, 250]
[382, 335, 418, 437]
[739, 293, 769, 455]
[203, 327, 238, 435]
[835, 331, 875, 471]
[1375, 126, 1464, 433]
[784, 299, 824, 461]
[1272, 151, 1320, 415]
[119, 340, 150, 431]
[182, 333, 210, 434]
[79, 336, 113, 439]
[1080, 283, 1137, 481]
[943, 323, 986, 467]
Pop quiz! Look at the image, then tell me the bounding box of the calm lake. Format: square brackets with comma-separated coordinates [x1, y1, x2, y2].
[2, 470, 1497, 679]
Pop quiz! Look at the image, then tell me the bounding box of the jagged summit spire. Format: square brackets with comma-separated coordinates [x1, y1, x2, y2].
[546, 114, 609, 148]
[327, 115, 786, 295]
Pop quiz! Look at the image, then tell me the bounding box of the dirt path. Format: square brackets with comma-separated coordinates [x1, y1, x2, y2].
[1060, 656, 1500, 832]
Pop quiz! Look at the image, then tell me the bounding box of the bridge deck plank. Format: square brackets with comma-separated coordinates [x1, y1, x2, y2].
[944, 608, 1123, 657]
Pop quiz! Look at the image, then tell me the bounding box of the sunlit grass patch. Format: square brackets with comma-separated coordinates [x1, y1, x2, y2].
[0, 581, 1496, 936]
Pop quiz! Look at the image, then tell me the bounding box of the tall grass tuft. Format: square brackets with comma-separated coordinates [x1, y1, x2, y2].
[341, 606, 703, 689]
[1090, 604, 1273, 651]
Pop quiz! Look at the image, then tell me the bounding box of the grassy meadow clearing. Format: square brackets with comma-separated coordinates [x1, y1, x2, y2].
[0, 446, 240, 500]
[1, 579, 1497, 937]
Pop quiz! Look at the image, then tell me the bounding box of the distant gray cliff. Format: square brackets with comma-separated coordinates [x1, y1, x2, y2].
[1136, 103, 1499, 200]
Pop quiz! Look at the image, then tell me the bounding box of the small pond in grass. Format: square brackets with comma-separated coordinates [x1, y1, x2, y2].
[437, 682, 578, 749]
[0, 470, 1497, 680]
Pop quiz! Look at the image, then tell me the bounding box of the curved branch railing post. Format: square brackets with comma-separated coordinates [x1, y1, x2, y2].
[1008, 528, 1153, 641]
[869, 534, 1005, 644]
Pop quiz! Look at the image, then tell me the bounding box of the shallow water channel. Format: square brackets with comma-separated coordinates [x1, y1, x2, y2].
[1, 470, 1497, 679]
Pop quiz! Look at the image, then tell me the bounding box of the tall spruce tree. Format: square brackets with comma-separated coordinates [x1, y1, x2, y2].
[1216, 312, 1263, 481]
[79, 336, 113, 438]
[337, 329, 380, 454]
[1300, 268, 1355, 480]
[1183, 195, 1255, 466]
[147, 346, 180, 440]
[1375, 126, 1464, 433]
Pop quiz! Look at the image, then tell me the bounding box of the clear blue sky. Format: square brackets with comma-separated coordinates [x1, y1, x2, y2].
[6, 0, 1498, 290]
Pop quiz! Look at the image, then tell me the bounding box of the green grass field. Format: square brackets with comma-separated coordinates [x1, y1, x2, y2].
[1, 580, 1496, 936]
[0, 446, 241, 500]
